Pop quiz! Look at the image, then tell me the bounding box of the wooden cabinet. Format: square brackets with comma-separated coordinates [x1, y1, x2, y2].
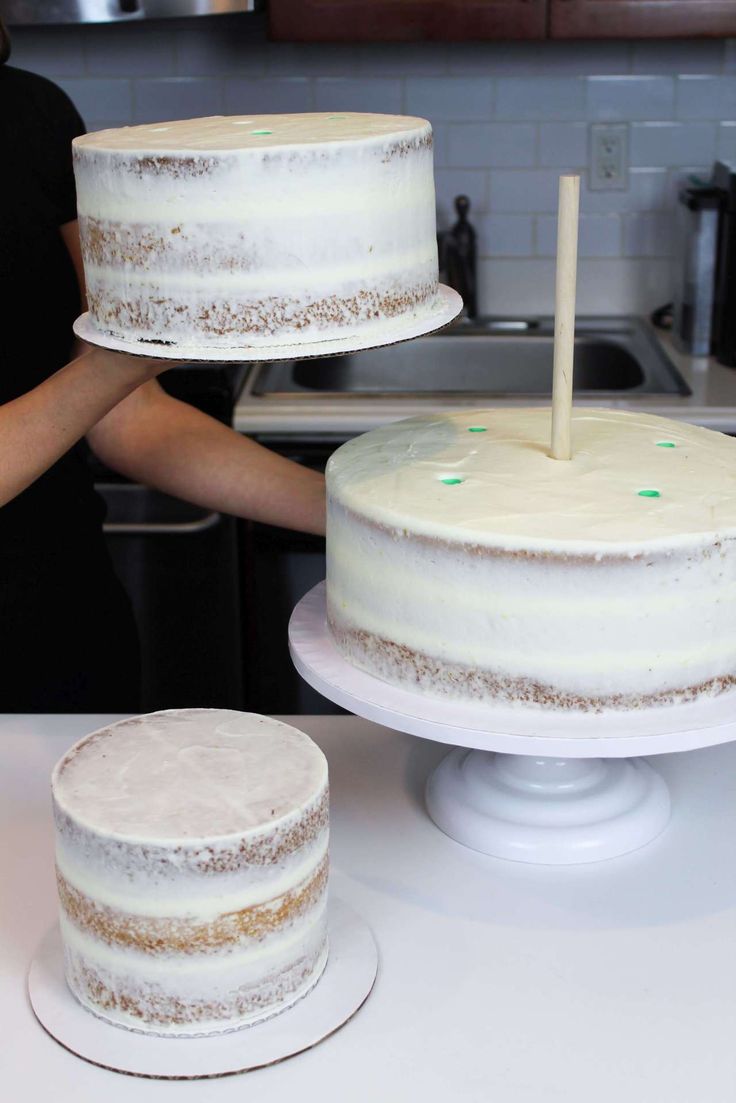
[270, 0, 736, 40]
[269, 0, 548, 42]
[550, 0, 736, 39]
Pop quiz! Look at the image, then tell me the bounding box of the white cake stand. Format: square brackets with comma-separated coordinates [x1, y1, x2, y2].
[72, 285, 462, 364]
[289, 583, 736, 866]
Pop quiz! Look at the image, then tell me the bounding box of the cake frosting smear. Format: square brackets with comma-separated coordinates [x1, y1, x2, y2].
[326, 408, 736, 712]
[52, 709, 329, 1036]
[72, 112, 438, 349]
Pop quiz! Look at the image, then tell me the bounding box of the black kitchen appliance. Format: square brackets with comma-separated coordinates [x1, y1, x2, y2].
[712, 161, 736, 367]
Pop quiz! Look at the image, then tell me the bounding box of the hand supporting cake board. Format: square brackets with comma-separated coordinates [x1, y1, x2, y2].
[551, 173, 580, 461]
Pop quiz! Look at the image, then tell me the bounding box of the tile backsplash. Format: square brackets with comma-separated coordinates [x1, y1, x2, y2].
[8, 15, 736, 316]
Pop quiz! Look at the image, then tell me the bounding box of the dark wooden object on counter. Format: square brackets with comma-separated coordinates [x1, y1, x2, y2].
[269, 0, 547, 41]
[550, 0, 736, 39]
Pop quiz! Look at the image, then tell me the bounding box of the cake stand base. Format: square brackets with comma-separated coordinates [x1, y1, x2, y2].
[288, 583, 736, 865]
[28, 899, 376, 1080]
[426, 750, 670, 864]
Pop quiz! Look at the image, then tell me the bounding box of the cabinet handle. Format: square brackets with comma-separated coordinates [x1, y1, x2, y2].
[103, 511, 221, 536]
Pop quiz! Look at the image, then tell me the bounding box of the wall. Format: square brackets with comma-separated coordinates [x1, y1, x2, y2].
[8, 15, 736, 316]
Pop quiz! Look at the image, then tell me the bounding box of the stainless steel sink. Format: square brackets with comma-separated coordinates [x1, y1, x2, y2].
[251, 316, 690, 398]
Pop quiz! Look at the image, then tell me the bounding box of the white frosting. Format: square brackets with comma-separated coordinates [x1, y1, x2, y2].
[53, 709, 327, 839]
[326, 408, 736, 711]
[52, 709, 329, 1036]
[75, 112, 426, 151]
[327, 408, 736, 551]
[72, 113, 438, 349]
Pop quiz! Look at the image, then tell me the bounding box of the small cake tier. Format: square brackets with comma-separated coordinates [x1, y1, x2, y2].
[52, 709, 329, 1036]
[72, 113, 438, 349]
[326, 408, 736, 712]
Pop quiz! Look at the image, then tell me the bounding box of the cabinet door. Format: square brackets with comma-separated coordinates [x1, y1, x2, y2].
[551, 0, 736, 38]
[269, 0, 547, 42]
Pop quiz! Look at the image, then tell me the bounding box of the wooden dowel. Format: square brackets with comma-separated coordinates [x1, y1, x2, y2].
[550, 174, 580, 461]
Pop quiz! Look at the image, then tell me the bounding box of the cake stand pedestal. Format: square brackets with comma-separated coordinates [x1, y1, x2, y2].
[289, 583, 736, 865]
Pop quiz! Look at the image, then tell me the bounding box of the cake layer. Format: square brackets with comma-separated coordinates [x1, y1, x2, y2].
[326, 409, 736, 712]
[73, 113, 438, 348]
[52, 710, 330, 1035]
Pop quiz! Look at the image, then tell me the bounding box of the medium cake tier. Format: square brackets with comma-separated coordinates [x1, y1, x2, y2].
[326, 409, 736, 712]
[73, 113, 438, 349]
[52, 709, 329, 1036]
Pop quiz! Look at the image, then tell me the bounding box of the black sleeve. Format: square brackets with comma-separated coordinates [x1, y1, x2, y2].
[16, 68, 87, 227]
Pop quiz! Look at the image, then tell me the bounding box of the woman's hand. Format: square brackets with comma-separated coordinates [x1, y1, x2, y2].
[0, 343, 173, 508]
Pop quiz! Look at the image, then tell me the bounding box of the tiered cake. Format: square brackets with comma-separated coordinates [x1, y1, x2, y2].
[72, 113, 439, 349]
[51, 709, 329, 1036]
[326, 407, 736, 712]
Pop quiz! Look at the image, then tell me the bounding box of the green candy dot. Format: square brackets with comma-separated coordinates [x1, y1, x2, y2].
[468, 426, 487, 433]
[328, 115, 347, 120]
[638, 489, 661, 498]
[656, 441, 676, 448]
[441, 477, 464, 486]
[251, 129, 272, 135]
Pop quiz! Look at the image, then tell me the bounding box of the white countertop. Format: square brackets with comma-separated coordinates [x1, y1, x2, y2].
[233, 328, 736, 438]
[3, 713, 736, 1102]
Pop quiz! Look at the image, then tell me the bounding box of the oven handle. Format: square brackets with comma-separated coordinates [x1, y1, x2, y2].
[103, 511, 222, 536]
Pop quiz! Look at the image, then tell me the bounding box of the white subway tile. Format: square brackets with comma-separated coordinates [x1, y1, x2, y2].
[7, 26, 84, 78]
[477, 257, 557, 313]
[720, 40, 736, 73]
[225, 78, 313, 114]
[630, 122, 716, 167]
[432, 123, 450, 167]
[477, 215, 533, 257]
[313, 78, 402, 114]
[489, 169, 566, 212]
[435, 170, 489, 228]
[718, 122, 736, 160]
[57, 78, 132, 124]
[581, 169, 669, 213]
[448, 42, 629, 77]
[587, 76, 674, 121]
[133, 79, 223, 124]
[477, 257, 673, 315]
[622, 212, 676, 257]
[406, 78, 493, 121]
[632, 41, 724, 75]
[538, 123, 588, 167]
[677, 76, 736, 120]
[358, 42, 448, 76]
[448, 123, 535, 168]
[536, 213, 621, 257]
[495, 77, 585, 121]
[83, 24, 174, 77]
[267, 44, 359, 78]
[176, 22, 266, 77]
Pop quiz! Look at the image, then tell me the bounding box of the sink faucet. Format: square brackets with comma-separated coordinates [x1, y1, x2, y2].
[438, 195, 477, 319]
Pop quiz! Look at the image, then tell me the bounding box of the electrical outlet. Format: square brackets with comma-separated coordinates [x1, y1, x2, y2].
[589, 123, 629, 191]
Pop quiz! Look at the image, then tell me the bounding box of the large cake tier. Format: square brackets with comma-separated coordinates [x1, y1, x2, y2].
[326, 408, 736, 712]
[51, 709, 329, 1036]
[72, 113, 438, 349]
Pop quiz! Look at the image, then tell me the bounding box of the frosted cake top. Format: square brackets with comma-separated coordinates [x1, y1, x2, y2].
[327, 408, 736, 549]
[73, 112, 430, 152]
[52, 709, 327, 840]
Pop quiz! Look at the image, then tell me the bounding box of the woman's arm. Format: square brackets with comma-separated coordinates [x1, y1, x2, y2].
[61, 218, 325, 535]
[87, 380, 326, 536]
[0, 346, 163, 508]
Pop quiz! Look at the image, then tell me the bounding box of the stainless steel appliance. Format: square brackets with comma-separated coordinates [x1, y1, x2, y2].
[0, 0, 257, 25]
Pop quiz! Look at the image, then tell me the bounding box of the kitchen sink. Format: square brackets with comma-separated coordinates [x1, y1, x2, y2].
[251, 316, 690, 398]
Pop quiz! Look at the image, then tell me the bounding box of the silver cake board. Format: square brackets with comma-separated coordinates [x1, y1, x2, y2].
[28, 898, 376, 1079]
[72, 285, 463, 365]
[288, 583, 736, 865]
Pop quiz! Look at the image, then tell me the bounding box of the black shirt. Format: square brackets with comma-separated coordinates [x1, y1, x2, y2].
[0, 65, 139, 710]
